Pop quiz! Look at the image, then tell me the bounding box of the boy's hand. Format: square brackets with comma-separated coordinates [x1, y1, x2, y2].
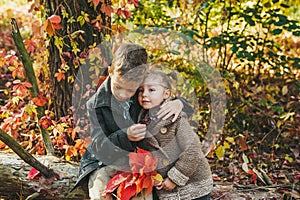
[127, 124, 146, 142]
[157, 99, 183, 122]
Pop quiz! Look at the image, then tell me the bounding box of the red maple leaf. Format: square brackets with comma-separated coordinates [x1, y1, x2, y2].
[102, 148, 161, 200]
[27, 168, 40, 179]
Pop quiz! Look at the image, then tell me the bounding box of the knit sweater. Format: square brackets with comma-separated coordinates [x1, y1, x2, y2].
[138, 108, 213, 200]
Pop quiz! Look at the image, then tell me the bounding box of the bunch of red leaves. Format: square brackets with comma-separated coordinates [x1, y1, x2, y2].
[102, 148, 163, 200]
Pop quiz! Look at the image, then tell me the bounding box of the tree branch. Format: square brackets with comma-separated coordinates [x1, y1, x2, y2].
[10, 18, 55, 155]
[0, 129, 55, 178]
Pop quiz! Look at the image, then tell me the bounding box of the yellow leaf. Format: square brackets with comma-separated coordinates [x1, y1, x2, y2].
[225, 136, 235, 144]
[223, 141, 231, 149]
[215, 145, 225, 160]
[282, 85, 288, 95]
[65, 155, 71, 161]
[152, 173, 163, 182]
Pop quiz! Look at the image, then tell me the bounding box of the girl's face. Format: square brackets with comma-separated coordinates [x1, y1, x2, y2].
[138, 77, 170, 109]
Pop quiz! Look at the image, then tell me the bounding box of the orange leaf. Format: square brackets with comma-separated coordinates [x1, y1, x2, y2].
[39, 116, 53, 129]
[43, 19, 55, 36]
[27, 168, 40, 179]
[32, 92, 47, 107]
[65, 145, 78, 157]
[101, 4, 113, 16]
[52, 23, 62, 30]
[43, 15, 61, 36]
[0, 140, 6, 149]
[142, 176, 153, 195]
[8, 64, 25, 79]
[48, 15, 61, 24]
[92, 0, 100, 7]
[55, 70, 66, 82]
[23, 82, 33, 88]
[24, 39, 37, 54]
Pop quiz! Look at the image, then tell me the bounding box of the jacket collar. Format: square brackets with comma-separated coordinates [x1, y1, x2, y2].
[139, 105, 177, 128]
[92, 77, 128, 109]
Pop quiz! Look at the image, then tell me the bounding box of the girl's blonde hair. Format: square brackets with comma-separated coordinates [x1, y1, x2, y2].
[144, 70, 175, 98]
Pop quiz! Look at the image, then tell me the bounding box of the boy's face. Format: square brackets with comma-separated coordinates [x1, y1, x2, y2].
[138, 77, 170, 110]
[110, 70, 141, 102]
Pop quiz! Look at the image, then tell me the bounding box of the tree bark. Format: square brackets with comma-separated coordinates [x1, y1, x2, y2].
[42, 0, 110, 119]
[0, 152, 87, 200]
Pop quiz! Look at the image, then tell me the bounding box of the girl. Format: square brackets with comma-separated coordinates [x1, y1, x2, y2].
[137, 70, 213, 200]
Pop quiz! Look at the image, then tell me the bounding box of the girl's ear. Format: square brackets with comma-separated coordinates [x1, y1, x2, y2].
[163, 89, 171, 99]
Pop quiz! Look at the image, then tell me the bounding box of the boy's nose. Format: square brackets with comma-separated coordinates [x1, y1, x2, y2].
[119, 92, 129, 98]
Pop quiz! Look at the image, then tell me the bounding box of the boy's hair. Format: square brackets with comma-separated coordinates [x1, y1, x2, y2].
[111, 43, 148, 80]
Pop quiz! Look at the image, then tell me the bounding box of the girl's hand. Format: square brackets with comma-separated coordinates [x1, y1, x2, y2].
[161, 178, 176, 191]
[157, 99, 183, 122]
[127, 124, 146, 142]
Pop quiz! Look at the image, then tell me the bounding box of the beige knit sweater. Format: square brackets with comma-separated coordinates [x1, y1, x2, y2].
[138, 109, 213, 200]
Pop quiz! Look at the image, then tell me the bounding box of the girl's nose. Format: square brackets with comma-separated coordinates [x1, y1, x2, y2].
[142, 90, 148, 97]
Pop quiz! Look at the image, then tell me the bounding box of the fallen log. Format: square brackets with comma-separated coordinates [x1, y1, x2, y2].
[0, 152, 88, 199]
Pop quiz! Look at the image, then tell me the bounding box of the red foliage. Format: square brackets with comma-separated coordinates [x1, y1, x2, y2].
[27, 167, 40, 179]
[43, 15, 62, 36]
[102, 148, 161, 200]
[32, 92, 48, 107]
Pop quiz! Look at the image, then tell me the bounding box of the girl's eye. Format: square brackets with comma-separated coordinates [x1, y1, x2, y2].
[149, 88, 156, 92]
[138, 88, 144, 92]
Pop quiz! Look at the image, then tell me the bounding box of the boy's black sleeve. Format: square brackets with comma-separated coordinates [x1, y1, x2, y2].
[87, 106, 136, 166]
[176, 97, 194, 117]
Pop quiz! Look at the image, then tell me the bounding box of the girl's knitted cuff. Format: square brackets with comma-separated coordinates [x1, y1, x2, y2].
[167, 167, 189, 186]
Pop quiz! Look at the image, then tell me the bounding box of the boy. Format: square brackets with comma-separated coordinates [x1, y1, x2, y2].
[72, 43, 192, 200]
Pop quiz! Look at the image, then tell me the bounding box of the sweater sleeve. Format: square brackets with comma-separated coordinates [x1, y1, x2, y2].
[167, 115, 203, 186]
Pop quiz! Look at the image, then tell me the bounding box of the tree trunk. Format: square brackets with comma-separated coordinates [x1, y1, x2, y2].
[42, 0, 111, 119]
[0, 152, 87, 200]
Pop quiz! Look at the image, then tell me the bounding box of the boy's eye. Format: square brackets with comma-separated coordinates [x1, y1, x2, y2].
[116, 85, 121, 90]
[127, 89, 135, 93]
